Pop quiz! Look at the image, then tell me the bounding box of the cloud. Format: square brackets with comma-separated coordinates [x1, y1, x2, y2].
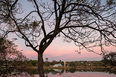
[14, 37, 115, 61]
[43, 50, 102, 61]
[23, 51, 37, 59]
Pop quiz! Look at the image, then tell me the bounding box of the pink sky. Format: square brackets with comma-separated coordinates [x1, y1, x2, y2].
[10, 34, 116, 61]
[6, 0, 116, 61]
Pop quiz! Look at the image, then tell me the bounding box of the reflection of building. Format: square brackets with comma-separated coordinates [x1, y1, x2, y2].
[53, 69, 62, 72]
[53, 64, 62, 67]
[64, 62, 66, 67]
[51, 69, 63, 75]
[45, 73, 48, 77]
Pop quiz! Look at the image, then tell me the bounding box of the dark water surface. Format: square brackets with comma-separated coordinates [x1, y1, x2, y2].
[1, 68, 116, 77]
[34, 68, 116, 77]
[34, 72, 116, 77]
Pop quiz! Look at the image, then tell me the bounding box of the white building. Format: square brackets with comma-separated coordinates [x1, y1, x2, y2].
[53, 64, 62, 67]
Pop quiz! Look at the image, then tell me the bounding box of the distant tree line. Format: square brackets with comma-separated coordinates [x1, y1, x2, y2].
[29, 60, 111, 67]
[30, 55, 116, 69]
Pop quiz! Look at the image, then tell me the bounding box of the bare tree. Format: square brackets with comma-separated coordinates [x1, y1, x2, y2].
[0, 0, 116, 77]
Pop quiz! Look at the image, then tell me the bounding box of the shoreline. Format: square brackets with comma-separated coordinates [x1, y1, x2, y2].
[31, 66, 116, 70]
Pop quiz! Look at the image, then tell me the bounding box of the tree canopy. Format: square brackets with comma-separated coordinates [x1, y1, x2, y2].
[102, 52, 116, 67]
[0, 35, 30, 74]
[0, 0, 116, 77]
[0, 0, 116, 54]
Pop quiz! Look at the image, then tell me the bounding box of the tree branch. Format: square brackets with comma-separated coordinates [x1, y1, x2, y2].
[33, 0, 46, 37]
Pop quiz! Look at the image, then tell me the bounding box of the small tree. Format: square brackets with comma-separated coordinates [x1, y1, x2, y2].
[102, 52, 116, 68]
[45, 58, 48, 62]
[0, 35, 29, 73]
[0, 0, 116, 77]
[0, 36, 18, 71]
[12, 52, 30, 71]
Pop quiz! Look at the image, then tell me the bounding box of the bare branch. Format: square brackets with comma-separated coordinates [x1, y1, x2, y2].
[33, 0, 46, 37]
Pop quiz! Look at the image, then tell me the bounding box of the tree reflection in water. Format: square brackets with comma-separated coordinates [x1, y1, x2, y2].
[0, 68, 34, 77]
[0, 72, 32, 77]
[0, 68, 116, 77]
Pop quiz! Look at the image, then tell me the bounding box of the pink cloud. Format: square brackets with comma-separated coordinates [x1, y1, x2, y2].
[21, 45, 114, 61]
[23, 51, 37, 59]
[16, 37, 116, 61]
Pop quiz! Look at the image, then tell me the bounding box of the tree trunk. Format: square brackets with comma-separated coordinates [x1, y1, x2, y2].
[38, 53, 45, 77]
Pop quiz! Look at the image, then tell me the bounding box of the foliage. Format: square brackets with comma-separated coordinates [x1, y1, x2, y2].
[0, 0, 116, 77]
[102, 52, 116, 67]
[30, 60, 38, 66]
[0, 35, 30, 73]
[45, 58, 48, 62]
[69, 62, 76, 67]
[0, 0, 116, 54]
[44, 62, 50, 67]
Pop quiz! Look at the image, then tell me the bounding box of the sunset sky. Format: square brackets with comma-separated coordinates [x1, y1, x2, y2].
[5, 0, 116, 62]
[8, 33, 116, 62]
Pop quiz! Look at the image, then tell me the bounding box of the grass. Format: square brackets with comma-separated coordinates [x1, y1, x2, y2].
[31, 66, 108, 69]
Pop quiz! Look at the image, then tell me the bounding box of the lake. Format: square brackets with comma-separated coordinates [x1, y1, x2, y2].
[34, 72, 116, 77]
[34, 69, 116, 77]
[1, 68, 116, 77]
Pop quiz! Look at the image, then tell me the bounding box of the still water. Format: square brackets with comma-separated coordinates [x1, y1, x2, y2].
[34, 69, 116, 77]
[1, 68, 116, 77]
[34, 72, 116, 77]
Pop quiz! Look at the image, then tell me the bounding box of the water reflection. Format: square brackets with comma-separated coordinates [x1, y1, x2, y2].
[0, 72, 32, 77]
[0, 68, 34, 77]
[0, 68, 116, 77]
[43, 68, 116, 75]
[42, 72, 116, 77]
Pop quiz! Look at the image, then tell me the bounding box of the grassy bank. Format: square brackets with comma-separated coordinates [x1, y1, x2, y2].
[32, 66, 75, 69]
[32, 66, 110, 69]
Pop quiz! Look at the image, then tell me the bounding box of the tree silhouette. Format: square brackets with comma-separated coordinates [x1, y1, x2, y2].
[0, 0, 116, 77]
[0, 36, 18, 71]
[102, 52, 116, 68]
[46, 58, 48, 62]
[0, 35, 29, 74]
